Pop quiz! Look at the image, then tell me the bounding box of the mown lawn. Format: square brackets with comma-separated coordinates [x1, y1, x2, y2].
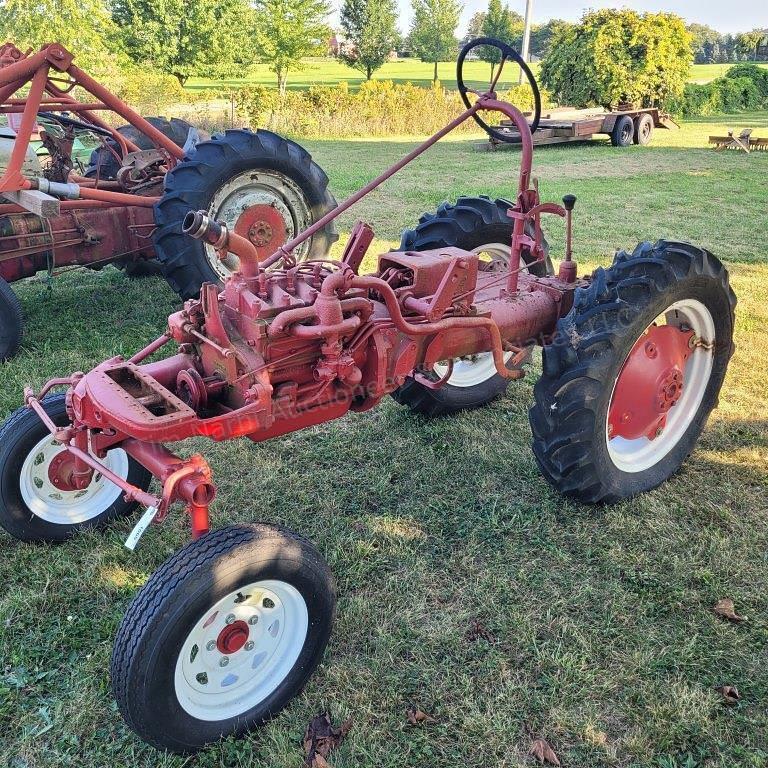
[187, 58, 768, 93]
[1, 113, 767, 768]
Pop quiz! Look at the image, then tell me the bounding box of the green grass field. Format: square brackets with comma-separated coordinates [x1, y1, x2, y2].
[1, 113, 767, 768]
[187, 57, 768, 92]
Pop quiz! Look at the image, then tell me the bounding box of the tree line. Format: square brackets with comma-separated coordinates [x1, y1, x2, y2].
[0, 0, 765, 101]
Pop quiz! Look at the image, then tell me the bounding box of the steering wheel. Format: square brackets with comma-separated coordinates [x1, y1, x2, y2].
[457, 37, 541, 144]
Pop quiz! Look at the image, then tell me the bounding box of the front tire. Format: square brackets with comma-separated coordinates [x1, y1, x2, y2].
[111, 524, 336, 753]
[529, 241, 736, 503]
[0, 394, 152, 542]
[393, 196, 552, 416]
[611, 115, 634, 147]
[154, 129, 338, 300]
[0, 276, 23, 361]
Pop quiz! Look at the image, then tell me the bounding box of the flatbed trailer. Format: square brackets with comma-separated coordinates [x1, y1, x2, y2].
[477, 106, 678, 151]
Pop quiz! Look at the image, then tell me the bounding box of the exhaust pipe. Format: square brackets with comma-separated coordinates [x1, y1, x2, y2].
[182, 210, 260, 279]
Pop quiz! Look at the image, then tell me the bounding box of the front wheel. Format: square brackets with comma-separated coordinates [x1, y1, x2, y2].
[111, 524, 336, 753]
[0, 394, 152, 542]
[529, 240, 736, 503]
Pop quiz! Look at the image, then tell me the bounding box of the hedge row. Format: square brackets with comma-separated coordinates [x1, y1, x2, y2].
[668, 63, 768, 117]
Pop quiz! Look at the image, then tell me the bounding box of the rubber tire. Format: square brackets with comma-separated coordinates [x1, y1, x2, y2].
[0, 394, 152, 542]
[84, 117, 197, 180]
[0, 276, 23, 361]
[634, 113, 654, 146]
[111, 523, 336, 753]
[529, 240, 736, 504]
[611, 115, 635, 147]
[153, 129, 338, 300]
[392, 196, 552, 416]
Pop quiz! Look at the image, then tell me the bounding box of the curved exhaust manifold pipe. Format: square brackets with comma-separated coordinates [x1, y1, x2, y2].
[182, 210, 260, 279]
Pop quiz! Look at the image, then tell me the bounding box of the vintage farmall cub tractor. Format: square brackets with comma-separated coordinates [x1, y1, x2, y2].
[0, 40, 735, 752]
[0, 41, 337, 359]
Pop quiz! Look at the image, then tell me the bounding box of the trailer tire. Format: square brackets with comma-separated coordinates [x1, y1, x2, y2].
[0, 394, 152, 542]
[611, 115, 635, 147]
[111, 523, 336, 753]
[0, 277, 23, 361]
[529, 240, 735, 503]
[392, 197, 551, 416]
[154, 129, 338, 299]
[634, 113, 654, 146]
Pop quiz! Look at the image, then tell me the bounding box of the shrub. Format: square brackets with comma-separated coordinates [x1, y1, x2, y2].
[234, 79, 550, 138]
[725, 63, 768, 100]
[668, 73, 767, 117]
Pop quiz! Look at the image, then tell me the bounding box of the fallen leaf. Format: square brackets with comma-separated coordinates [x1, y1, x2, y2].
[713, 598, 746, 623]
[406, 705, 437, 725]
[303, 712, 352, 767]
[714, 685, 740, 704]
[529, 737, 561, 766]
[466, 617, 495, 643]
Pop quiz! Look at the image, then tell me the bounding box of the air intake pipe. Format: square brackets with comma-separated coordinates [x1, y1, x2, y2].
[182, 210, 260, 279]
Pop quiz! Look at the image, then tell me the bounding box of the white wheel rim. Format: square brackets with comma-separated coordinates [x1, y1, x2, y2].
[429, 241, 515, 388]
[606, 299, 715, 474]
[174, 579, 308, 721]
[19, 435, 128, 524]
[206, 170, 312, 280]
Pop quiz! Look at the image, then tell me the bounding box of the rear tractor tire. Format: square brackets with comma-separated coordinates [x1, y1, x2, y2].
[0, 394, 152, 542]
[529, 240, 736, 503]
[393, 196, 552, 417]
[154, 129, 338, 300]
[0, 276, 23, 361]
[111, 524, 336, 753]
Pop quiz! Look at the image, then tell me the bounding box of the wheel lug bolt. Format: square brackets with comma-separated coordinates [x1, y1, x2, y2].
[219, 657, 229, 667]
[206, 640, 216, 651]
[248, 615, 258, 626]
[244, 641, 255, 651]
[225, 614, 236, 624]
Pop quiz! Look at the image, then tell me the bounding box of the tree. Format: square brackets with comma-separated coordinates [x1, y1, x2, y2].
[540, 9, 692, 109]
[463, 11, 486, 46]
[480, 0, 523, 79]
[0, 0, 117, 70]
[687, 23, 721, 64]
[111, 0, 253, 85]
[339, 0, 399, 80]
[253, 0, 331, 94]
[409, 0, 462, 82]
[529, 19, 571, 59]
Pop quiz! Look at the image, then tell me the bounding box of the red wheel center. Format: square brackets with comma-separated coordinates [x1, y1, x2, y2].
[216, 620, 249, 655]
[234, 204, 288, 258]
[608, 324, 694, 441]
[48, 450, 91, 492]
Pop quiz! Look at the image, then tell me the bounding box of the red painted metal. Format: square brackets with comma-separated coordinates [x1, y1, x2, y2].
[217, 620, 250, 654]
[23, 71, 585, 540]
[608, 324, 694, 440]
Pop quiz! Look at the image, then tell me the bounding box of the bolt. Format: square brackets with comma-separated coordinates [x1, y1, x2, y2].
[225, 614, 236, 625]
[206, 640, 216, 651]
[248, 615, 259, 626]
[245, 641, 255, 651]
[219, 657, 229, 667]
[655, 427, 664, 438]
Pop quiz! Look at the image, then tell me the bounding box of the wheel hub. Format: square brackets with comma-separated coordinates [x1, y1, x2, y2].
[234, 204, 287, 255]
[609, 324, 694, 440]
[216, 619, 249, 655]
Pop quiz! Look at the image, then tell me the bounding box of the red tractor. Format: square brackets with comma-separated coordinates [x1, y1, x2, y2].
[0, 40, 735, 752]
[0, 41, 337, 359]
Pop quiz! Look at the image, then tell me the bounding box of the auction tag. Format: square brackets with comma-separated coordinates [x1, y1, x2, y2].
[125, 506, 159, 551]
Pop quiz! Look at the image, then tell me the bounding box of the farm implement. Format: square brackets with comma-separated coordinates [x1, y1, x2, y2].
[0, 41, 337, 360]
[0, 39, 736, 752]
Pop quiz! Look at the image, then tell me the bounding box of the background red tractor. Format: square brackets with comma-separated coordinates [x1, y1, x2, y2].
[0, 41, 338, 360]
[0, 39, 735, 752]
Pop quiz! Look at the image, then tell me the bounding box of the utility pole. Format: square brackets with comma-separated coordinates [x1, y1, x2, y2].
[519, 0, 533, 84]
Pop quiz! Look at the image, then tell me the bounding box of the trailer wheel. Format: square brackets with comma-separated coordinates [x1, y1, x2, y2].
[154, 129, 338, 300]
[0, 276, 23, 361]
[392, 197, 552, 416]
[529, 241, 736, 503]
[111, 523, 336, 753]
[611, 115, 635, 147]
[634, 113, 654, 146]
[0, 394, 152, 542]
